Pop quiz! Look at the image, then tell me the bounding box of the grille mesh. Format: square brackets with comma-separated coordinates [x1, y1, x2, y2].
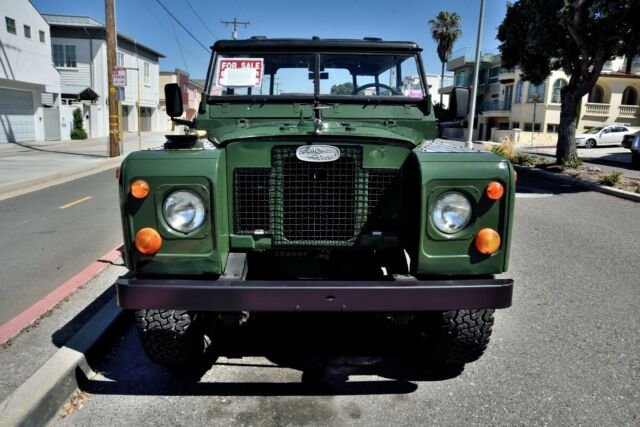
[233, 145, 401, 246]
[233, 168, 270, 234]
[273, 146, 363, 245]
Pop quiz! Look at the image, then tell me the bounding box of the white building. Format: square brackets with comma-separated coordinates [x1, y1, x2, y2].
[0, 0, 61, 143]
[43, 14, 164, 139]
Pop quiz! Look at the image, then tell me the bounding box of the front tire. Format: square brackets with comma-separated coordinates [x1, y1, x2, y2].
[135, 309, 212, 370]
[584, 139, 597, 149]
[427, 309, 495, 366]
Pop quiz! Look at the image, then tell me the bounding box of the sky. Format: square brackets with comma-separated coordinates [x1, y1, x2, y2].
[31, 0, 510, 79]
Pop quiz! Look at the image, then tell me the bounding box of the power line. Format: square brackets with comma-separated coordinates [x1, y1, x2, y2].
[154, 0, 210, 53]
[138, 0, 207, 68]
[184, 0, 220, 41]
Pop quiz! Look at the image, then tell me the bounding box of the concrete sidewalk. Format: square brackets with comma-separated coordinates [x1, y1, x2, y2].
[0, 132, 168, 198]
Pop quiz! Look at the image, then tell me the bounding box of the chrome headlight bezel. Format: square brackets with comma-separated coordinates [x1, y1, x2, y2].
[430, 191, 473, 234]
[162, 190, 207, 233]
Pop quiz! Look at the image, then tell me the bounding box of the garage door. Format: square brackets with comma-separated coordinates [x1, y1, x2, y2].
[0, 88, 35, 143]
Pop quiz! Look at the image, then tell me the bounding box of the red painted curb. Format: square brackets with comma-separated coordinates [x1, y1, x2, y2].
[0, 245, 124, 344]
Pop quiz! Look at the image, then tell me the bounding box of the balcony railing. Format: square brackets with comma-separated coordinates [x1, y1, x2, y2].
[479, 99, 511, 113]
[619, 105, 640, 118]
[584, 102, 610, 116]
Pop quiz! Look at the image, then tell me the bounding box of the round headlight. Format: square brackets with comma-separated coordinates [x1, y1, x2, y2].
[163, 190, 206, 233]
[431, 191, 473, 234]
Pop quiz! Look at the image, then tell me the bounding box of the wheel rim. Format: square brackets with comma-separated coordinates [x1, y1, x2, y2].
[586, 139, 595, 148]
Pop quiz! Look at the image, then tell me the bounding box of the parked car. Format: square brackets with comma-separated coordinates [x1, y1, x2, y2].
[622, 130, 640, 149]
[575, 125, 638, 148]
[627, 132, 640, 168]
[116, 38, 515, 373]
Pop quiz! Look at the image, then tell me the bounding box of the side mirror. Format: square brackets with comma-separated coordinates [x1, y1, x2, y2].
[449, 87, 470, 119]
[165, 83, 183, 117]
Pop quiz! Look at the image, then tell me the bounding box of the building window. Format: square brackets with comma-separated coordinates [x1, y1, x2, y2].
[551, 79, 567, 103]
[515, 81, 524, 103]
[143, 62, 150, 85]
[622, 86, 637, 105]
[512, 122, 520, 129]
[488, 66, 500, 84]
[454, 70, 467, 87]
[23, 25, 31, 39]
[117, 51, 124, 66]
[5, 17, 16, 34]
[527, 83, 545, 103]
[547, 124, 560, 133]
[52, 44, 77, 68]
[588, 85, 604, 103]
[39, 30, 45, 43]
[524, 123, 541, 132]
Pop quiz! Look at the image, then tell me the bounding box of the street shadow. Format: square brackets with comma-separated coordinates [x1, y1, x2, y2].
[81, 313, 464, 397]
[579, 155, 637, 172]
[50, 284, 117, 347]
[6, 140, 107, 158]
[516, 169, 587, 196]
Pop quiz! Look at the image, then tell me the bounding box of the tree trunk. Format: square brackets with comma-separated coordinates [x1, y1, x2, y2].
[440, 61, 445, 106]
[556, 88, 580, 163]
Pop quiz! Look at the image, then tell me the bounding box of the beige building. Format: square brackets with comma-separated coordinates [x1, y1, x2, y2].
[441, 49, 640, 144]
[159, 69, 204, 131]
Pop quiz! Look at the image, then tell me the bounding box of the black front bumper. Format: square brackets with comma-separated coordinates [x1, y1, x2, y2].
[116, 276, 513, 312]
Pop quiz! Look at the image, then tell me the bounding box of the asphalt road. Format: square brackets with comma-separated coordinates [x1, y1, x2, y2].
[0, 170, 121, 325]
[53, 173, 640, 426]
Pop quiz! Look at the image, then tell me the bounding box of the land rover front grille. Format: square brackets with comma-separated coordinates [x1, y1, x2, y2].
[233, 145, 400, 246]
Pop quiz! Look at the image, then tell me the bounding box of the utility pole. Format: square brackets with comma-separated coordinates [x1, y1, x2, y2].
[105, 0, 119, 157]
[466, 0, 486, 149]
[220, 18, 250, 40]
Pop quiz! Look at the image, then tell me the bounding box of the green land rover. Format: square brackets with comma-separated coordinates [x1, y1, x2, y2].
[116, 38, 515, 372]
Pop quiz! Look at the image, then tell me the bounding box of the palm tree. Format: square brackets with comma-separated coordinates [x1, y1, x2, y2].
[429, 12, 462, 105]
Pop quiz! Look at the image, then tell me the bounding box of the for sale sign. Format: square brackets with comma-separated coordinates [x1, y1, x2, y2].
[112, 66, 127, 87]
[218, 58, 264, 87]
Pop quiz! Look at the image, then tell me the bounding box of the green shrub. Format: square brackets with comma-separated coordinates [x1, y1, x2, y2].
[70, 108, 87, 140]
[70, 128, 87, 139]
[563, 158, 583, 168]
[598, 171, 622, 186]
[635, 186, 640, 194]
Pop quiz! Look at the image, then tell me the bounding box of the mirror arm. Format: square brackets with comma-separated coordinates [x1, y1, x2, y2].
[171, 117, 196, 128]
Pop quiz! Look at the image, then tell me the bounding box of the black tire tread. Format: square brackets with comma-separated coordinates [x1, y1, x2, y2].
[135, 309, 208, 369]
[430, 309, 494, 366]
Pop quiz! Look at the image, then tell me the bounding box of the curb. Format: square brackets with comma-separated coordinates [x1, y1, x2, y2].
[0, 156, 122, 201]
[515, 165, 640, 203]
[0, 297, 124, 427]
[0, 245, 123, 344]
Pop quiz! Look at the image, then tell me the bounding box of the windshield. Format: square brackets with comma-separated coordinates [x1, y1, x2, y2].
[583, 127, 603, 134]
[207, 53, 425, 99]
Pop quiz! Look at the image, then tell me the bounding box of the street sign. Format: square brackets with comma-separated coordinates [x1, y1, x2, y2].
[112, 66, 127, 87]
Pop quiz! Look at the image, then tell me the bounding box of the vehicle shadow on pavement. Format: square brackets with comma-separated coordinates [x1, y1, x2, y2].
[80, 313, 464, 397]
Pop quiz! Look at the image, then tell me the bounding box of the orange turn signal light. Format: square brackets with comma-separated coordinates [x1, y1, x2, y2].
[135, 228, 162, 254]
[486, 181, 504, 200]
[475, 228, 501, 255]
[130, 180, 150, 199]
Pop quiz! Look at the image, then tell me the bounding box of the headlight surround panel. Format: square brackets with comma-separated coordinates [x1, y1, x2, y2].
[152, 181, 212, 240]
[426, 184, 483, 241]
[163, 190, 206, 233]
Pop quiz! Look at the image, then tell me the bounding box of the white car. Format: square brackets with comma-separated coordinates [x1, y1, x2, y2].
[575, 125, 639, 148]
